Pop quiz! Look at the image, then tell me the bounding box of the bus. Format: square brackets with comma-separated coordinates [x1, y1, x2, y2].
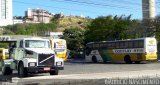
[85, 37, 157, 64]
[0, 48, 9, 60]
[50, 39, 67, 61]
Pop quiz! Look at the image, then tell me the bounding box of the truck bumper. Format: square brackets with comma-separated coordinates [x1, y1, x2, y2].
[27, 66, 64, 73]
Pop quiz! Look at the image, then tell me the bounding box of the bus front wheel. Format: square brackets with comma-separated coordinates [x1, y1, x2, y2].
[92, 56, 97, 63]
[124, 56, 132, 64]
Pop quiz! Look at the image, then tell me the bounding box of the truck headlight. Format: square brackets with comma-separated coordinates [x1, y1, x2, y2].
[56, 62, 62, 66]
[28, 62, 36, 67]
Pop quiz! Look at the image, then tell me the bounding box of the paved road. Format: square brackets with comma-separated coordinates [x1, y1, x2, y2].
[61, 60, 160, 75]
[0, 60, 160, 82]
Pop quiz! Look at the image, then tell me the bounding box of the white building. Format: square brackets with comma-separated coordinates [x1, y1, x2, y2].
[13, 19, 23, 24]
[142, 0, 156, 20]
[25, 8, 54, 23]
[47, 32, 63, 39]
[0, 0, 13, 26]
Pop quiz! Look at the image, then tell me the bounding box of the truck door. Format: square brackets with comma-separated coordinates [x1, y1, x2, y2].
[16, 40, 24, 60]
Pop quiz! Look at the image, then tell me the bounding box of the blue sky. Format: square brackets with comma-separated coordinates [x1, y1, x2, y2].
[13, 0, 160, 19]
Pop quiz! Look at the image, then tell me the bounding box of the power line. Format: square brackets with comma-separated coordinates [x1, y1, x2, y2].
[13, 0, 141, 14]
[51, 0, 140, 10]
[100, 0, 141, 6]
[13, 0, 113, 15]
[13, 0, 145, 19]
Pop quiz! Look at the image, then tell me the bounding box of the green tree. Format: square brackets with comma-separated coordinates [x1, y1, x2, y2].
[4, 23, 57, 36]
[85, 15, 139, 43]
[62, 28, 85, 51]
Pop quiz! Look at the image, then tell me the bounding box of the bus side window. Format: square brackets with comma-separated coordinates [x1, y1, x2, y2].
[139, 40, 144, 48]
[119, 42, 124, 49]
[108, 42, 113, 49]
[116, 42, 120, 49]
[104, 43, 108, 48]
[95, 44, 99, 49]
[125, 41, 129, 48]
[92, 44, 95, 49]
[111, 42, 115, 49]
[134, 41, 139, 48]
[128, 42, 133, 48]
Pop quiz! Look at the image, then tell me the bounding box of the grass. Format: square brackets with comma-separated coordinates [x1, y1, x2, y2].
[56, 16, 91, 31]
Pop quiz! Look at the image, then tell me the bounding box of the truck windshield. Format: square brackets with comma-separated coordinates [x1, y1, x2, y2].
[25, 40, 50, 48]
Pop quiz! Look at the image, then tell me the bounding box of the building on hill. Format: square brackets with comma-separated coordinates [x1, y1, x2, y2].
[13, 16, 24, 24]
[25, 8, 54, 23]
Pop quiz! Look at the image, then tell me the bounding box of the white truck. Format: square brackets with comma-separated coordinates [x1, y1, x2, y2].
[1, 37, 64, 77]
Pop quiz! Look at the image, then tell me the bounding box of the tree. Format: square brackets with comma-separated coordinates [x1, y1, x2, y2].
[62, 28, 85, 51]
[62, 28, 85, 59]
[154, 16, 160, 41]
[84, 15, 139, 43]
[4, 23, 57, 36]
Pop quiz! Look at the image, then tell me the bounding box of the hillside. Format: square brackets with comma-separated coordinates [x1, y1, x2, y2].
[0, 16, 92, 35]
[54, 16, 92, 31]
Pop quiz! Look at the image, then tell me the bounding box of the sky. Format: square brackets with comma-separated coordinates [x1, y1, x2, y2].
[13, 0, 160, 20]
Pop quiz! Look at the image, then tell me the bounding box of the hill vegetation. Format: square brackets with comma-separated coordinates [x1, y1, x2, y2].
[2, 16, 92, 35]
[57, 16, 91, 30]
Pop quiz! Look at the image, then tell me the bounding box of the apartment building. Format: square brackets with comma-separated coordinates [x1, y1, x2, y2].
[0, 0, 13, 26]
[25, 8, 54, 23]
[142, 0, 156, 20]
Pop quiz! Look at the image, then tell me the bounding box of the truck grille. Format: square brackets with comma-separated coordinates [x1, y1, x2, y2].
[38, 54, 54, 66]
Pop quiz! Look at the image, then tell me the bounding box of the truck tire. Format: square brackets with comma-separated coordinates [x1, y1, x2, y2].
[18, 63, 28, 78]
[2, 66, 13, 75]
[50, 70, 59, 75]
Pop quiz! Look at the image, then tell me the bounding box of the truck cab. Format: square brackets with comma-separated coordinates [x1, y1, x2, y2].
[1, 37, 64, 77]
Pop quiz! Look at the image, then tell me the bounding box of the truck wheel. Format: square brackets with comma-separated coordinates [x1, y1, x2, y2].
[50, 70, 59, 75]
[2, 66, 13, 75]
[92, 56, 97, 63]
[18, 63, 28, 78]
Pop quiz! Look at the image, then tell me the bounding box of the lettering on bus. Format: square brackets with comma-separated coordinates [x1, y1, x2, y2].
[113, 48, 144, 54]
[147, 40, 156, 52]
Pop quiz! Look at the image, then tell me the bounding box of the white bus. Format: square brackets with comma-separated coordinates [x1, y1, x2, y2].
[50, 39, 67, 61]
[85, 37, 157, 64]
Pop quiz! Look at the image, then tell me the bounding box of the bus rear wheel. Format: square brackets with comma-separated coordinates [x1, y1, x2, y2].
[135, 61, 141, 64]
[124, 56, 132, 64]
[92, 56, 97, 63]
